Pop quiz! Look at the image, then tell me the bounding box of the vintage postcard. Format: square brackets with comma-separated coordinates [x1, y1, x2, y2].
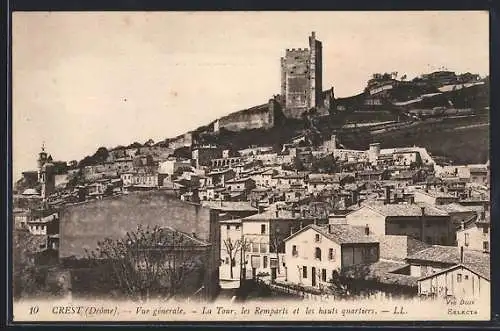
[11, 11, 490, 322]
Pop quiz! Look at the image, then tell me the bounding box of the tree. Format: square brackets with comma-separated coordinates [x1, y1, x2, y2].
[326, 270, 349, 298]
[128, 142, 142, 148]
[293, 157, 306, 171]
[67, 168, 83, 188]
[93, 147, 109, 163]
[13, 229, 38, 299]
[269, 227, 287, 276]
[86, 225, 203, 301]
[222, 237, 244, 279]
[311, 154, 339, 173]
[238, 237, 253, 281]
[12, 229, 54, 299]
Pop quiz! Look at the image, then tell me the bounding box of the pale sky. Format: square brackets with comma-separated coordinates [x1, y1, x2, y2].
[12, 11, 489, 180]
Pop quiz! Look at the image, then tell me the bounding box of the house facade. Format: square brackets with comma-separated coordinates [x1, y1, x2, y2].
[345, 203, 454, 245]
[456, 212, 490, 253]
[284, 224, 379, 288]
[418, 264, 490, 300]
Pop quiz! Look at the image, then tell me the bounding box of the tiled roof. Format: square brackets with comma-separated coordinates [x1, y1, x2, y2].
[341, 261, 418, 287]
[469, 167, 488, 173]
[28, 213, 58, 224]
[243, 207, 298, 221]
[226, 177, 252, 184]
[406, 245, 489, 267]
[365, 202, 449, 217]
[207, 169, 234, 175]
[358, 169, 387, 176]
[201, 201, 257, 212]
[274, 173, 307, 179]
[312, 224, 379, 244]
[435, 203, 475, 213]
[415, 189, 456, 199]
[418, 262, 490, 282]
[391, 170, 419, 179]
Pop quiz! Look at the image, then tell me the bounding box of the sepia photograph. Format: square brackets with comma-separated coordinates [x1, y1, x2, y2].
[11, 10, 490, 322]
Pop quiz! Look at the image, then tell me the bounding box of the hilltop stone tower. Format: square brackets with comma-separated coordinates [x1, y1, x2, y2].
[280, 31, 323, 119]
[37, 144, 55, 200]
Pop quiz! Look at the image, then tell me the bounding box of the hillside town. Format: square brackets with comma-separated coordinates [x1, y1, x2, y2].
[13, 32, 490, 303]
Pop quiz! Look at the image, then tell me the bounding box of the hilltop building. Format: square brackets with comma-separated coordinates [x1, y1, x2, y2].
[37, 144, 56, 201]
[280, 32, 333, 119]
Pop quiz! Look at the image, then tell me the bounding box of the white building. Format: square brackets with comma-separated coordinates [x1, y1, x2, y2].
[284, 223, 379, 288]
[27, 212, 58, 236]
[220, 219, 244, 287]
[158, 159, 192, 177]
[418, 263, 490, 300]
[456, 212, 490, 253]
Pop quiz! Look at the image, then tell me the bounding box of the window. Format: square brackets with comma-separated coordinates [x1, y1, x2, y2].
[260, 242, 267, 253]
[457, 273, 462, 282]
[263, 256, 268, 269]
[235, 225, 240, 230]
[315, 234, 321, 243]
[464, 233, 470, 246]
[322, 269, 327, 282]
[315, 247, 322, 261]
[261, 224, 266, 234]
[483, 241, 489, 251]
[252, 243, 259, 253]
[292, 245, 298, 257]
[226, 225, 230, 230]
[225, 257, 229, 264]
[303, 266, 307, 279]
[231, 258, 236, 267]
[464, 275, 469, 280]
[328, 248, 334, 260]
[483, 226, 489, 234]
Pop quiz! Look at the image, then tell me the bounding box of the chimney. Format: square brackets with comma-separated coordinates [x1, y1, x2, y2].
[364, 224, 370, 236]
[421, 206, 425, 216]
[351, 190, 358, 205]
[290, 227, 294, 236]
[384, 186, 391, 204]
[301, 209, 306, 218]
[275, 210, 279, 218]
[460, 221, 465, 231]
[328, 224, 333, 234]
[460, 246, 464, 263]
[191, 232, 197, 238]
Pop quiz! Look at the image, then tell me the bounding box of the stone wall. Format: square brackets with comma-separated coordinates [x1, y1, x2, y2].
[214, 99, 279, 132]
[167, 133, 193, 150]
[59, 190, 220, 299]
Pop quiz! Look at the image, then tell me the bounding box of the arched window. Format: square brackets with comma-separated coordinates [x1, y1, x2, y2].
[315, 247, 321, 261]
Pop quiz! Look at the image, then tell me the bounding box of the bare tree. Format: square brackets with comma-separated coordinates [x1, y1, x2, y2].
[222, 237, 243, 279]
[269, 227, 288, 275]
[238, 237, 253, 281]
[86, 224, 204, 302]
